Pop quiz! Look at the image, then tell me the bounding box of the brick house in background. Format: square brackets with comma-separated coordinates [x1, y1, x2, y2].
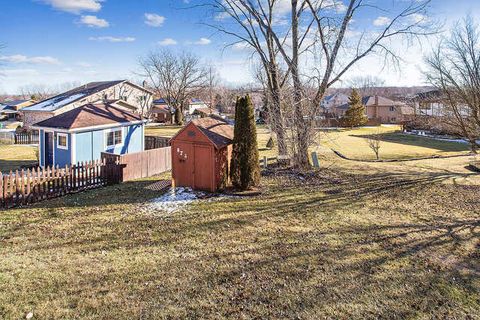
[335, 95, 414, 124]
[21, 80, 153, 129]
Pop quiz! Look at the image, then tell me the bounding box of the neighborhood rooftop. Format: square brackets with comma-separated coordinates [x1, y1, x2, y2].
[22, 80, 150, 112]
[32, 103, 143, 130]
[337, 95, 406, 110]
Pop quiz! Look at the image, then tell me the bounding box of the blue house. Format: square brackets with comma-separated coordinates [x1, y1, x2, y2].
[31, 103, 145, 167]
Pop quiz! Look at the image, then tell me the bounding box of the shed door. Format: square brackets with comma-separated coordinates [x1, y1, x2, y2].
[44, 132, 54, 166]
[194, 145, 213, 191]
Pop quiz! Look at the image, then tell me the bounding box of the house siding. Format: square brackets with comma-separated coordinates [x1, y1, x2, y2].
[73, 124, 144, 164]
[54, 133, 71, 167]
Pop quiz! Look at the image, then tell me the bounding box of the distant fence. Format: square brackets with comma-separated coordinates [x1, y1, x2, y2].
[0, 131, 39, 145]
[0, 160, 120, 209]
[315, 118, 382, 128]
[0, 132, 14, 144]
[15, 132, 39, 145]
[145, 136, 170, 150]
[101, 146, 172, 182]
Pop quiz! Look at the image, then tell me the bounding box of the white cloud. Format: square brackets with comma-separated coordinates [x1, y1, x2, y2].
[40, 0, 102, 14]
[373, 16, 391, 27]
[88, 36, 136, 42]
[79, 15, 109, 28]
[144, 13, 165, 27]
[2, 69, 41, 77]
[410, 13, 428, 25]
[158, 38, 177, 46]
[0, 55, 60, 65]
[195, 38, 211, 45]
[232, 41, 251, 51]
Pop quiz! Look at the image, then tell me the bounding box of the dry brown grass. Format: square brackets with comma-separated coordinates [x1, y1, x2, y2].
[1, 156, 479, 318]
[0, 144, 38, 172]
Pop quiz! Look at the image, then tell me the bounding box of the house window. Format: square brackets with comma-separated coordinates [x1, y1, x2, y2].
[57, 133, 68, 150]
[106, 129, 122, 147]
[389, 106, 396, 112]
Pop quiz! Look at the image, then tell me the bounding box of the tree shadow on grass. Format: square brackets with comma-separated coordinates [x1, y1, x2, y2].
[350, 132, 470, 153]
[2, 167, 479, 318]
[0, 159, 38, 172]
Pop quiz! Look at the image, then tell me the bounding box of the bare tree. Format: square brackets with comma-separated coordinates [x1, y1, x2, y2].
[20, 84, 57, 101]
[347, 76, 386, 96]
[139, 50, 209, 124]
[366, 131, 383, 160]
[208, 0, 435, 169]
[425, 16, 480, 152]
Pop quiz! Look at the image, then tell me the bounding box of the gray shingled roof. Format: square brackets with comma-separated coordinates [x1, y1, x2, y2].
[32, 103, 143, 130]
[22, 80, 127, 112]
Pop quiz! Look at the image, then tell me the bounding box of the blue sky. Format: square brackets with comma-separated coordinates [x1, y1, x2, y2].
[0, 0, 479, 94]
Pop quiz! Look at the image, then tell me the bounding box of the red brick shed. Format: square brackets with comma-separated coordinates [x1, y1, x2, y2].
[170, 117, 234, 192]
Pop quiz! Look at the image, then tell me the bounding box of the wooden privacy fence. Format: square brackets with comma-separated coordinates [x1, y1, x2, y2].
[145, 136, 170, 150]
[0, 160, 120, 209]
[14, 132, 39, 145]
[101, 146, 171, 182]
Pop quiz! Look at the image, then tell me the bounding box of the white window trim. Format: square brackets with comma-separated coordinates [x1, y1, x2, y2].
[57, 133, 69, 150]
[104, 127, 123, 149]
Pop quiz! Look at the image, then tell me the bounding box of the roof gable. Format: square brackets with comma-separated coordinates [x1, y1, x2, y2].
[171, 117, 234, 148]
[32, 103, 142, 131]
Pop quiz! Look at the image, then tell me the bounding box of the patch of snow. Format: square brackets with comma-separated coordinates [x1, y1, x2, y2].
[24, 93, 86, 111]
[143, 187, 239, 216]
[145, 187, 207, 214]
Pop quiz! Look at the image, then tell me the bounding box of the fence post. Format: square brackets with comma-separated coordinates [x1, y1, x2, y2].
[312, 151, 320, 168]
[311, 152, 320, 168]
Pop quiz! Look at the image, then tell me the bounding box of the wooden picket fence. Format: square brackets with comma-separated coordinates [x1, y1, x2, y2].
[0, 160, 121, 209]
[14, 132, 39, 145]
[145, 136, 170, 150]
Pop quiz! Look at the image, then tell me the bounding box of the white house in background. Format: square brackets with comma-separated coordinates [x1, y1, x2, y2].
[188, 98, 209, 115]
[321, 93, 349, 113]
[21, 80, 153, 129]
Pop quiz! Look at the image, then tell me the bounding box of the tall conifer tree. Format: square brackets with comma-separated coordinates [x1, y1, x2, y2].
[231, 95, 260, 190]
[343, 89, 367, 128]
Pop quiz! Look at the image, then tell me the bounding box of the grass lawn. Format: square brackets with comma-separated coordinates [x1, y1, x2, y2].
[1, 125, 478, 318]
[1, 158, 479, 318]
[0, 144, 38, 173]
[147, 124, 469, 161]
[319, 126, 470, 160]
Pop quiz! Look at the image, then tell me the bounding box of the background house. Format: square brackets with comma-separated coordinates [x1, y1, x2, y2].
[22, 80, 153, 129]
[32, 103, 145, 167]
[336, 95, 414, 123]
[320, 93, 349, 115]
[0, 99, 35, 120]
[151, 98, 174, 124]
[188, 98, 209, 115]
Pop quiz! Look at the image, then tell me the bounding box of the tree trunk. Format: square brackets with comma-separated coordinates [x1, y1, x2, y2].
[290, 0, 310, 169]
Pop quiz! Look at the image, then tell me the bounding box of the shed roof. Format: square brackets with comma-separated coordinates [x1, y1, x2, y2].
[173, 117, 234, 148]
[32, 103, 143, 131]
